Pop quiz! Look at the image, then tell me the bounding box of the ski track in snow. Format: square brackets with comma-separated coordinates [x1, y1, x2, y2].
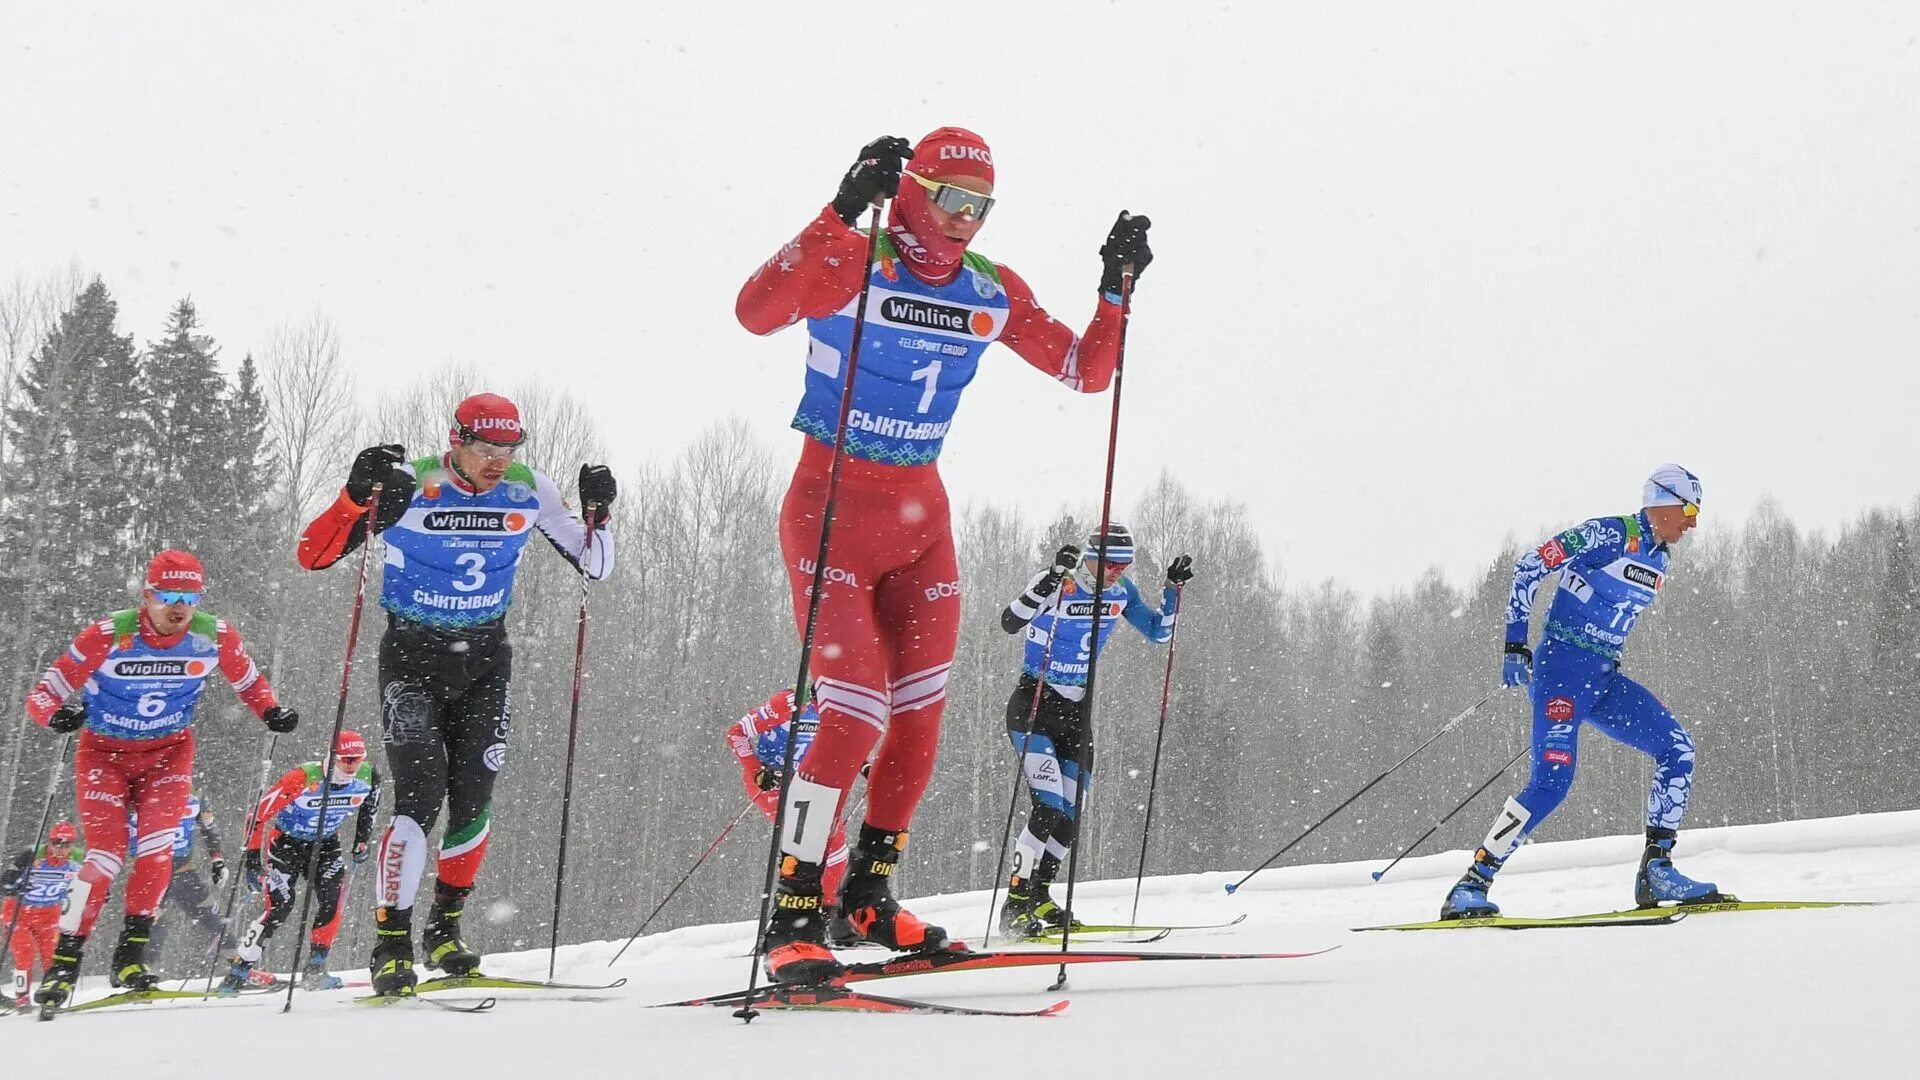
[11, 811, 1915, 1079]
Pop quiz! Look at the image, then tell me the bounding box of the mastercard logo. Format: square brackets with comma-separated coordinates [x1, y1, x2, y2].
[503, 512, 527, 531]
[969, 311, 994, 336]
[185, 660, 209, 677]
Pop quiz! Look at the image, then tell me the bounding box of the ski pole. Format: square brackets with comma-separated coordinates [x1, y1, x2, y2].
[0, 734, 73, 980]
[1129, 583, 1185, 924]
[738, 201, 886, 1022]
[547, 502, 598, 981]
[1226, 690, 1499, 894]
[1371, 743, 1529, 883]
[284, 482, 382, 1012]
[611, 801, 757, 967]
[1052, 256, 1139, 993]
[200, 734, 279, 995]
[983, 601, 1067, 948]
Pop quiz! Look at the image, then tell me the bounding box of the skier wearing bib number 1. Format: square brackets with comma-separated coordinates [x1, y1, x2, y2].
[735, 125, 1153, 983]
[20, 550, 299, 1008]
[296, 392, 615, 996]
[1441, 464, 1722, 920]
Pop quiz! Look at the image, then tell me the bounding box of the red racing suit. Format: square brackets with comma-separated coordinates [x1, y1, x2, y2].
[25, 609, 279, 937]
[726, 691, 848, 899]
[736, 204, 1119, 855]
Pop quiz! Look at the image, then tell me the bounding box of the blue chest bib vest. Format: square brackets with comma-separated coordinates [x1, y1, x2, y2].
[382, 458, 542, 627]
[172, 793, 202, 858]
[1542, 515, 1670, 660]
[17, 851, 83, 908]
[752, 700, 822, 770]
[273, 763, 375, 842]
[1023, 577, 1135, 688]
[83, 610, 222, 742]
[795, 238, 1009, 466]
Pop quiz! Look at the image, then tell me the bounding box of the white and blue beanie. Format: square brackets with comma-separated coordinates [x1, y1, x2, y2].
[1643, 464, 1703, 509]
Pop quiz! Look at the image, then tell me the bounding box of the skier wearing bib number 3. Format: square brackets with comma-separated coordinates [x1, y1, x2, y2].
[296, 392, 616, 996]
[20, 550, 298, 1008]
[735, 126, 1152, 983]
[1441, 465, 1722, 920]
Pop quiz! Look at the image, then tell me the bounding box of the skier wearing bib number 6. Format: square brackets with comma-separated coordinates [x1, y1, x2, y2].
[296, 392, 616, 996]
[735, 125, 1152, 983]
[1441, 464, 1721, 920]
[20, 549, 298, 1008]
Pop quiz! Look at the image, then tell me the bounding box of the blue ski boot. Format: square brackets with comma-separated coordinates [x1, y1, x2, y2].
[216, 957, 254, 995]
[303, 945, 344, 990]
[1635, 828, 1723, 907]
[1438, 848, 1504, 920]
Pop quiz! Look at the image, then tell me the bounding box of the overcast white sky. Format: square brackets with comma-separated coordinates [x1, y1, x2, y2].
[4, 3, 1916, 595]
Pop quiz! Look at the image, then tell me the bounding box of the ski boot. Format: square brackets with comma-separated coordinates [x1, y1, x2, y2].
[369, 907, 418, 997]
[423, 883, 482, 976]
[1635, 828, 1724, 907]
[302, 944, 343, 990]
[110, 915, 162, 990]
[216, 957, 255, 994]
[998, 876, 1051, 938]
[34, 934, 85, 1010]
[762, 857, 845, 985]
[1438, 848, 1504, 920]
[838, 825, 955, 955]
[824, 904, 860, 949]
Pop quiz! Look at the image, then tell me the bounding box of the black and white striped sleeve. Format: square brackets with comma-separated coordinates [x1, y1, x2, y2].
[1001, 569, 1061, 634]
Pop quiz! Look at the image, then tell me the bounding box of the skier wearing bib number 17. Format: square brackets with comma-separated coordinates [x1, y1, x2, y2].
[1441, 464, 1721, 920]
[735, 126, 1153, 983]
[296, 392, 616, 996]
[21, 550, 298, 1009]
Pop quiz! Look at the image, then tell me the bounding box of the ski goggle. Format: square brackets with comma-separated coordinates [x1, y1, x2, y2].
[904, 172, 995, 222]
[465, 439, 519, 462]
[152, 590, 203, 606]
[1651, 480, 1701, 518]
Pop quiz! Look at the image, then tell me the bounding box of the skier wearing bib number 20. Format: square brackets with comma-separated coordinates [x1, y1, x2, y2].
[1442, 464, 1720, 920]
[21, 550, 297, 1008]
[217, 729, 382, 993]
[296, 392, 616, 996]
[735, 126, 1153, 983]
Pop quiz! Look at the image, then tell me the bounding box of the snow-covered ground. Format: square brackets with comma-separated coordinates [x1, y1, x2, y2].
[11, 811, 1915, 1079]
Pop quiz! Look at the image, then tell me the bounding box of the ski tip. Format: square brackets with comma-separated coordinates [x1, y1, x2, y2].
[1041, 999, 1070, 1016]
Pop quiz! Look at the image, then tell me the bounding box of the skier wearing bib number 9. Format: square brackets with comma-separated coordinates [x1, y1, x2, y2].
[21, 549, 297, 1008]
[296, 392, 616, 996]
[735, 126, 1152, 983]
[1441, 464, 1720, 920]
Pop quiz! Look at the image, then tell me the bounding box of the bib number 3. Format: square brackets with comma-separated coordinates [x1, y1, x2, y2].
[453, 552, 488, 593]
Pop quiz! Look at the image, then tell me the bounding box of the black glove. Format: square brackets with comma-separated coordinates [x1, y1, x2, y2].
[752, 767, 781, 793]
[1165, 554, 1194, 587]
[831, 136, 914, 226]
[578, 465, 617, 528]
[346, 444, 406, 505]
[48, 700, 87, 734]
[1099, 211, 1154, 299]
[1050, 544, 1082, 578]
[208, 853, 227, 888]
[263, 706, 299, 733]
[243, 847, 264, 892]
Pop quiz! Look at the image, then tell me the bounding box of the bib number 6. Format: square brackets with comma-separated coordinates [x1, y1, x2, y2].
[137, 691, 168, 717]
